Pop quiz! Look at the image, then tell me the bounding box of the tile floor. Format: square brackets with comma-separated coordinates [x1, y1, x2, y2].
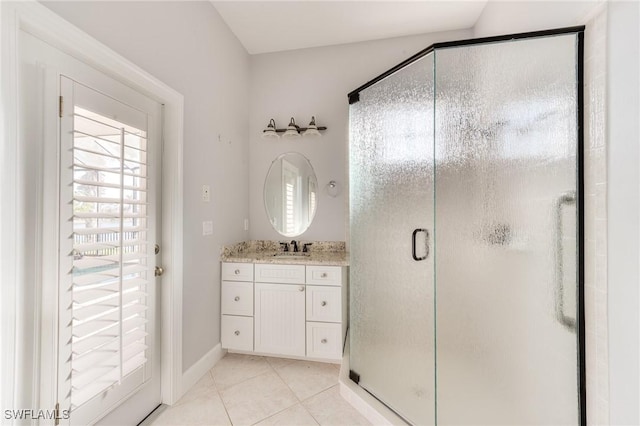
[151, 353, 371, 426]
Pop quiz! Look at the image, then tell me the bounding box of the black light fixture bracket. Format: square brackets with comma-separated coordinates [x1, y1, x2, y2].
[262, 117, 327, 134]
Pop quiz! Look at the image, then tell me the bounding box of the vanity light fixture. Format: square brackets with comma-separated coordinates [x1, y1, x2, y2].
[261, 116, 327, 139]
[303, 116, 321, 137]
[282, 117, 301, 139]
[262, 118, 279, 139]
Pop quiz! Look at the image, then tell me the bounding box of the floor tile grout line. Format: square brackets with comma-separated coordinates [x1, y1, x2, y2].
[303, 405, 323, 426]
[243, 359, 307, 425]
[274, 362, 339, 406]
[208, 356, 275, 425]
[249, 402, 314, 426]
[155, 355, 343, 426]
[200, 354, 356, 426]
[302, 384, 371, 426]
[210, 370, 234, 426]
[170, 370, 218, 408]
[210, 359, 274, 394]
[217, 366, 293, 426]
[299, 383, 340, 404]
[271, 362, 304, 404]
[265, 356, 298, 371]
[272, 361, 341, 404]
[269, 361, 343, 425]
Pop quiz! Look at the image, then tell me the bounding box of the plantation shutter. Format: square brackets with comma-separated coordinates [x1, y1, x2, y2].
[65, 104, 150, 410]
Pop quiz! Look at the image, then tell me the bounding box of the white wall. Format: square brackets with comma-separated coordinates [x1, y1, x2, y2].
[473, 1, 601, 37]
[607, 2, 640, 424]
[248, 29, 472, 242]
[43, 1, 251, 372]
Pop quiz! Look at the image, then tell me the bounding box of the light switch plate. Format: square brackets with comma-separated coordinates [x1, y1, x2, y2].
[202, 220, 213, 236]
[202, 185, 210, 202]
[244, 218, 249, 231]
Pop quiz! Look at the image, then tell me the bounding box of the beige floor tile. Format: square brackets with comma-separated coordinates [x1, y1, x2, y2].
[254, 404, 319, 426]
[275, 360, 339, 401]
[302, 385, 371, 426]
[173, 372, 216, 407]
[265, 356, 297, 370]
[152, 387, 231, 426]
[211, 353, 272, 390]
[219, 371, 298, 425]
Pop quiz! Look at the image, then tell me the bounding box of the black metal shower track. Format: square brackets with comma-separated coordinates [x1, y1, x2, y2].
[347, 26, 587, 426]
[347, 26, 586, 105]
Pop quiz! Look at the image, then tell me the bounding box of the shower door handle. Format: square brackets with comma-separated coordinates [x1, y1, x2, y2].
[555, 191, 577, 331]
[412, 229, 429, 261]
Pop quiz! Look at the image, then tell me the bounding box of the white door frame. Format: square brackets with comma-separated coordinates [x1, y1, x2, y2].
[1, 0, 184, 416]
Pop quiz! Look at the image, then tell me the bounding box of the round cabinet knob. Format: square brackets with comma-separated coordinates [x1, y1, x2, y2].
[299, 286, 305, 292]
[321, 339, 327, 344]
[234, 330, 240, 336]
[321, 273, 328, 278]
[234, 296, 240, 301]
[321, 301, 327, 306]
[234, 269, 240, 275]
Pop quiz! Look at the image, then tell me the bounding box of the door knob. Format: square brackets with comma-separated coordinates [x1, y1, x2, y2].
[321, 301, 327, 306]
[155, 266, 165, 277]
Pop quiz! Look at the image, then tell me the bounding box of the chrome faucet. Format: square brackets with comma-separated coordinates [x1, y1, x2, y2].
[290, 240, 299, 252]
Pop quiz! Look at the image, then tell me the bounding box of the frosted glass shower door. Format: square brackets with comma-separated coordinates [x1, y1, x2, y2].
[434, 34, 581, 424]
[349, 53, 434, 425]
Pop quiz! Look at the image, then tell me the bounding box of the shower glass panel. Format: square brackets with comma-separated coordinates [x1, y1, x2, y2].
[434, 33, 580, 425]
[349, 53, 435, 425]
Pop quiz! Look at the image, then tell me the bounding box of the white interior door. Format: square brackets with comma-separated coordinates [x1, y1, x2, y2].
[19, 30, 163, 425]
[59, 76, 162, 426]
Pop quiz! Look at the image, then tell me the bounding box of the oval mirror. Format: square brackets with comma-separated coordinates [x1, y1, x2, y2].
[264, 152, 318, 237]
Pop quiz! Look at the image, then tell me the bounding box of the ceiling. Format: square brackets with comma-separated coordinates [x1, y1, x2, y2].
[211, 1, 489, 54]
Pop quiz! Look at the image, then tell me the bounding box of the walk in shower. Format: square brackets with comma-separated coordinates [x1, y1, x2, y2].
[348, 28, 585, 425]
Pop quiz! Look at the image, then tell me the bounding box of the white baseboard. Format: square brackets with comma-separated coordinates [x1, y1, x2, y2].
[179, 343, 225, 399]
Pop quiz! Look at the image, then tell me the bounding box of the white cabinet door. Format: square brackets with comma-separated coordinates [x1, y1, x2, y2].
[254, 283, 306, 357]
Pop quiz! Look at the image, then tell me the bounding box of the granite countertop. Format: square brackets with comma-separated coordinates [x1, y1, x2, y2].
[221, 240, 349, 266]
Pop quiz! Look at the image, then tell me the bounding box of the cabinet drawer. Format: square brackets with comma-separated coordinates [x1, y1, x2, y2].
[306, 286, 341, 322]
[306, 266, 342, 286]
[306, 322, 342, 360]
[255, 264, 305, 284]
[222, 262, 254, 282]
[221, 281, 253, 316]
[221, 315, 253, 351]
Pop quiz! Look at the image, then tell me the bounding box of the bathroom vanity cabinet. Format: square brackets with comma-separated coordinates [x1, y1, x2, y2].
[221, 262, 347, 362]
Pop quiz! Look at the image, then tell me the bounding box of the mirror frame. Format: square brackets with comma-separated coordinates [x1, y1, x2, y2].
[263, 152, 318, 237]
